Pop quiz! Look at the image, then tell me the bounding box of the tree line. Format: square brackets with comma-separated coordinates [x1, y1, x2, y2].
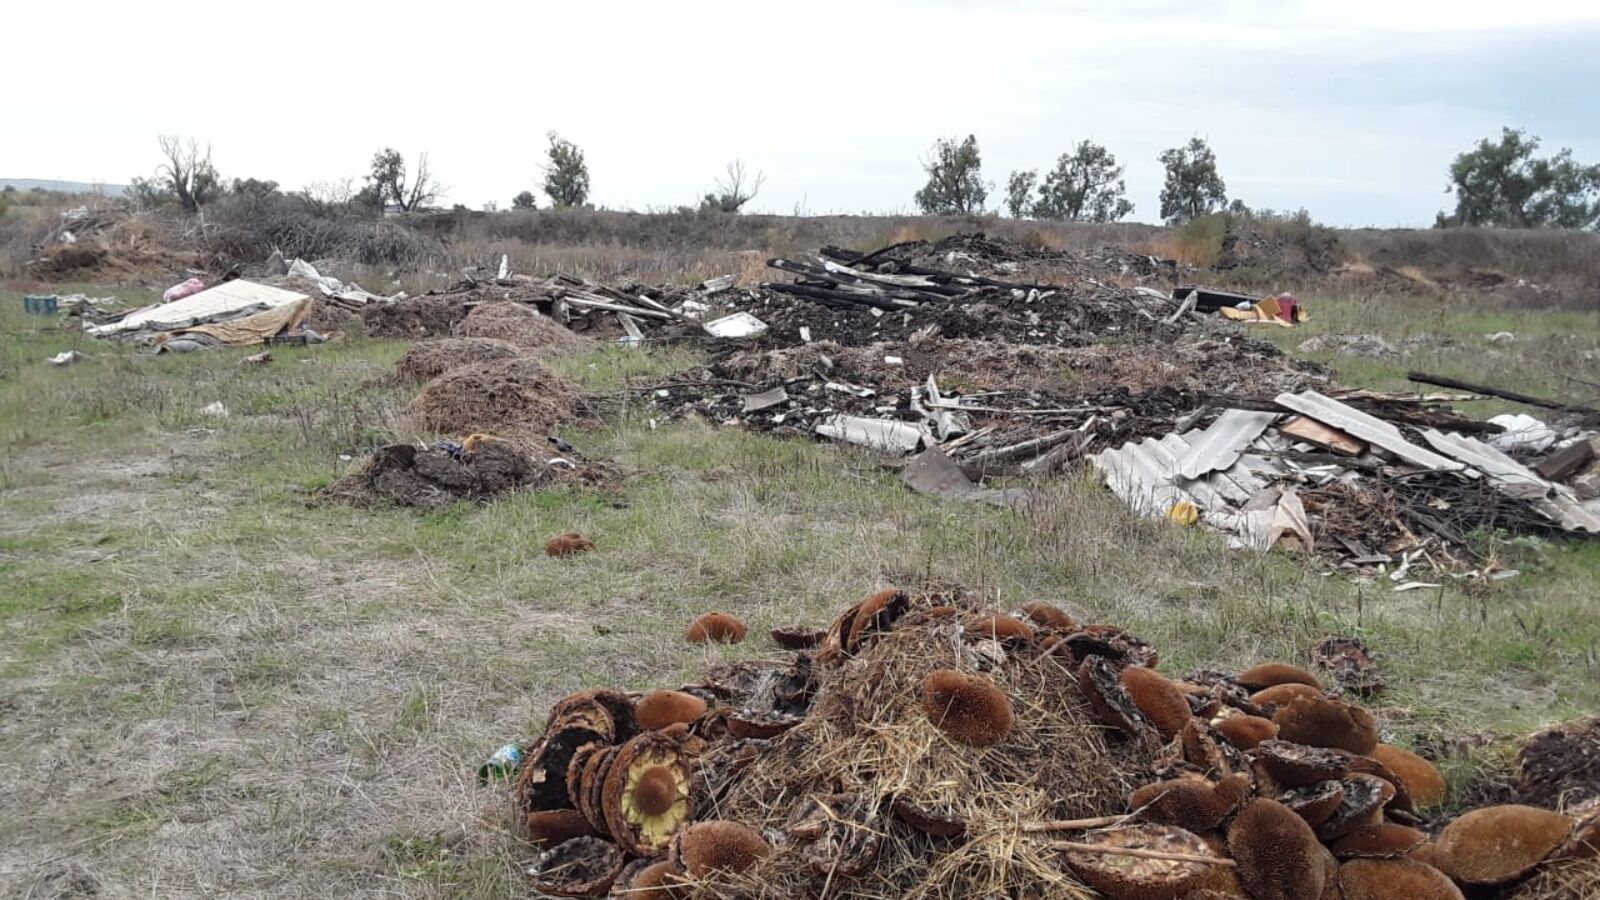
[123, 127, 1599, 230]
[914, 130, 1600, 230]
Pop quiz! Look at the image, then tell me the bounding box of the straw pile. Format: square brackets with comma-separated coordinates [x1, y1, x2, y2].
[453, 301, 586, 353]
[405, 357, 584, 437]
[505, 590, 1600, 899]
[395, 337, 522, 380]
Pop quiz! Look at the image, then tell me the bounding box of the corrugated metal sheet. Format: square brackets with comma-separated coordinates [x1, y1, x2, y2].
[1421, 429, 1600, 533]
[1274, 390, 1465, 472]
[1176, 409, 1280, 480]
[89, 280, 309, 337]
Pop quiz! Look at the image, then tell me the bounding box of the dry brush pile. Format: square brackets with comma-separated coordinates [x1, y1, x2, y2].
[505, 590, 1600, 899]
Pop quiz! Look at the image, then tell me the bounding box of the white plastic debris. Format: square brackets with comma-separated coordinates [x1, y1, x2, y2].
[287, 259, 345, 297]
[815, 415, 923, 454]
[1488, 413, 1556, 453]
[702, 311, 768, 339]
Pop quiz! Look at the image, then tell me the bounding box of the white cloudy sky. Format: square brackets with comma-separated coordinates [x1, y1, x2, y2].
[7, 0, 1599, 226]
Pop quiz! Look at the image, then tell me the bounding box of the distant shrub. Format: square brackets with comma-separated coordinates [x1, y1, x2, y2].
[1171, 213, 1230, 266]
[202, 193, 447, 266]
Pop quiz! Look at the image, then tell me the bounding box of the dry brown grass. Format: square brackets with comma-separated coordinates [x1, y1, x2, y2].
[710, 609, 1138, 900]
[404, 356, 586, 438]
[451, 302, 586, 353]
[395, 337, 522, 380]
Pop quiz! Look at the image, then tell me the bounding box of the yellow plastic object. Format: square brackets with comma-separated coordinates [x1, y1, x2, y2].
[1166, 501, 1199, 527]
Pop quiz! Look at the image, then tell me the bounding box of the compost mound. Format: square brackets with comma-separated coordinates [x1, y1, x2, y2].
[362, 296, 470, 339]
[503, 590, 1597, 899]
[395, 338, 522, 381]
[330, 441, 536, 509]
[453, 302, 585, 352]
[1516, 718, 1600, 809]
[406, 357, 583, 436]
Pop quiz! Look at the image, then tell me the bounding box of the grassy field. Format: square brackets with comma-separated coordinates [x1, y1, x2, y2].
[1, 280, 1597, 898]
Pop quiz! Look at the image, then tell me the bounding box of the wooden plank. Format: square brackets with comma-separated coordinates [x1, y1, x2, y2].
[1280, 416, 1366, 456]
[1274, 391, 1464, 472]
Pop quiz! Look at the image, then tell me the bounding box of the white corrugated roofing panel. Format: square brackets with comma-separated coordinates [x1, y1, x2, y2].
[1274, 390, 1464, 472]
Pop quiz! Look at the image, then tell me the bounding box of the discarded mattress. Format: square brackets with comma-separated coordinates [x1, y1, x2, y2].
[88, 279, 310, 338]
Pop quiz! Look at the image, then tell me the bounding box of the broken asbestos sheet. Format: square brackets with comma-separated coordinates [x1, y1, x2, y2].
[1090, 390, 1600, 575]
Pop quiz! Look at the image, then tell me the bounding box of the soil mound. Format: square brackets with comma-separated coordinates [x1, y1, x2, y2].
[405, 357, 583, 436]
[330, 441, 537, 509]
[395, 338, 522, 381]
[1516, 718, 1600, 809]
[362, 296, 470, 339]
[453, 302, 585, 352]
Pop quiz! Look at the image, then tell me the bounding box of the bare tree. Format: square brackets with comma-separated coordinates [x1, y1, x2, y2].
[368, 148, 441, 212]
[157, 135, 222, 213]
[702, 159, 766, 213]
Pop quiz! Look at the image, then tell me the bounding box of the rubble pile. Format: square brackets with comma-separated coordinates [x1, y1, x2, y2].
[505, 590, 1600, 899]
[1090, 391, 1600, 577]
[643, 333, 1327, 472]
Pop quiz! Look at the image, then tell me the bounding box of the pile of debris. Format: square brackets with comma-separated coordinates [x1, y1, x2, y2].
[329, 437, 606, 510]
[819, 233, 1188, 287]
[1090, 387, 1600, 577]
[73, 258, 399, 351]
[502, 589, 1599, 899]
[641, 332, 1326, 479]
[362, 270, 742, 344]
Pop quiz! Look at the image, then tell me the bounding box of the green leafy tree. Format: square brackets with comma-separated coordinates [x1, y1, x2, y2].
[1158, 137, 1227, 223]
[1005, 170, 1037, 218]
[1439, 127, 1600, 229]
[542, 133, 590, 208]
[512, 190, 538, 209]
[1033, 141, 1134, 222]
[914, 135, 988, 215]
[367, 148, 439, 212]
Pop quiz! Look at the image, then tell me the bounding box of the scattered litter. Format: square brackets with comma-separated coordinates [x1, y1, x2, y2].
[815, 415, 923, 454]
[478, 743, 524, 784]
[741, 387, 790, 413]
[162, 277, 206, 303]
[23, 294, 59, 315]
[902, 447, 1028, 507]
[1488, 414, 1557, 454]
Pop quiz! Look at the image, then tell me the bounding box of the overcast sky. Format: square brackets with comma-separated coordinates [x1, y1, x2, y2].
[7, 1, 1599, 227]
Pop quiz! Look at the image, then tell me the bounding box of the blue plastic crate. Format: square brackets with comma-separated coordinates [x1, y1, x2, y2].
[23, 294, 59, 315]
